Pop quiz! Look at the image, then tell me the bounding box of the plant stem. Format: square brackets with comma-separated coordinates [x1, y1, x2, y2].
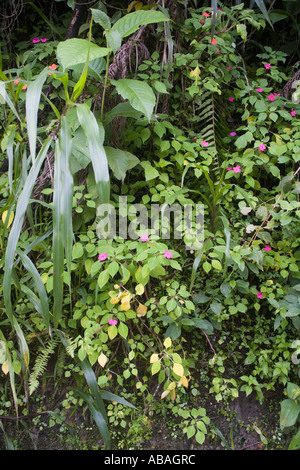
[100, 53, 111, 122]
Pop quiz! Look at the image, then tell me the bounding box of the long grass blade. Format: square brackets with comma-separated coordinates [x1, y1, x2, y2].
[4, 137, 52, 326]
[53, 116, 73, 328]
[26, 67, 50, 163]
[17, 249, 50, 334]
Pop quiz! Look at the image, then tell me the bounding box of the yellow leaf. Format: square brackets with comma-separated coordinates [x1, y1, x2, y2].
[150, 353, 159, 363]
[178, 376, 189, 388]
[163, 337, 172, 349]
[136, 302, 147, 317]
[2, 210, 14, 228]
[247, 115, 255, 122]
[98, 352, 108, 368]
[127, 1, 143, 12]
[135, 284, 144, 296]
[110, 297, 120, 304]
[1, 361, 9, 375]
[167, 381, 176, 391]
[161, 390, 170, 399]
[121, 301, 131, 311]
[170, 388, 176, 401]
[173, 363, 184, 377]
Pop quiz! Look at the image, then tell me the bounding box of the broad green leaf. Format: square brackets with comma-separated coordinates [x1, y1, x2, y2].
[111, 9, 169, 38]
[76, 102, 110, 203]
[57, 39, 110, 69]
[91, 8, 111, 30]
[103, 102, 142, 124]
[105, 30, 122, 54]
[104, 146, 140, 181]
[110, 79, 156, 122]
[139, 161, 159, 181]
[280, 399, 300, 428]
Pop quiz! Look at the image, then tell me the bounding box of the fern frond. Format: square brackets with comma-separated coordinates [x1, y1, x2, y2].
[196, 90, 231, 178]
[29, 339, 59, 395]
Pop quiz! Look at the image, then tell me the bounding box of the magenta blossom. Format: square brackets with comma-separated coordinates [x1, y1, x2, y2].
[108, 319, 118, 326]
[141, 234, 149, 242]
[264, 63, 271, 69]
[233, 165, 241, 173]
[98, 252, 108, 261]
[257, 291, 263, 299]
[163, 250, 173, 259]
[259, 144, 266, 151]
[230, 132, 236, 136]
[32, 37, 40, 43]
[201, 141, 209, 147]
[256, 88, 263, 92]
[264, 245, 272, 251]
[227, 167, 233, 171]
[291, 110, 296, 117]
[268, 94, 275, 101]
[40, 38, 48, 42]
[227, 66, 232, 70]
[228, 97, 234, 102]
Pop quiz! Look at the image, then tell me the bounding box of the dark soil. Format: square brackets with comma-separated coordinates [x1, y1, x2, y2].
[0, 384, 290, 451]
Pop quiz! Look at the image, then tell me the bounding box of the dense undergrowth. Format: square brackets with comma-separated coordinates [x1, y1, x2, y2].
[0, 0, 300, 450]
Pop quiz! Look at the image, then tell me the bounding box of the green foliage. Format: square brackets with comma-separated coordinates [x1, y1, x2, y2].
[0, 0, 300, 451]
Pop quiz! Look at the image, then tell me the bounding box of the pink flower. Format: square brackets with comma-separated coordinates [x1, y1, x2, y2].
[227, 66, 232, 70]
[154, 114, 159, 118]
[230, 132, 236, 136]
[32, 37, 40, 43]
[227, 167, 233, 171]
[291, 110, 296, 117]
[268, 94, 275, 101]
[233, 165, 241, 173]
[228, 97, 234, 102]
[98, 253, 108, 261]
[257, 291, 263, 299]
[108, 319, 118, 326]
[264, 245, 272, 251]
[201, 141, 209, 147]
[210, 38, 217, 45]
[256, 88, 263, 92]
[259, 144, 266, 151]
[141, 234, 149, 242]
[163, 250, 173, 259]
[14, 77, 21, 84]
[264, 63, 271, 69]
[22, 84, 28, 90]
[40, 38, 48, 42]
[203, 12, 210, 18]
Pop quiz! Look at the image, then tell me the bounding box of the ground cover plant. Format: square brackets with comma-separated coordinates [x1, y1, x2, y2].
[0, 0, 300, 451]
